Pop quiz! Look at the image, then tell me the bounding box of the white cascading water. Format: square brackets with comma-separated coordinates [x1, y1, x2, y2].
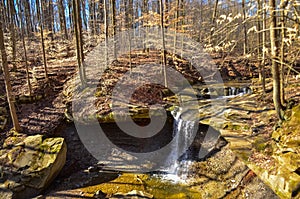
[158, 107, 198, 184]
[153, 87, 250, 183]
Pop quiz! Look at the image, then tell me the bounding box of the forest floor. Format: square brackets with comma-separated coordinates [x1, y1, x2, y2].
[0, 33, 98, 140]
[0, 33, 299, 198]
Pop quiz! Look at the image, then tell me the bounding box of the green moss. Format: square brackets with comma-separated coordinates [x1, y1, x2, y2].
[80, 173, 202, 199]
[223, 123, 244, 131]
[234, 149, 252, 162]
[3, 136, 24, 148]
[272, 104, 300, 147]
[94, 90, 102, 98]
[40, 138, 64, 154]
[145, 177, 202, 199]
[252, 137, 272, 154]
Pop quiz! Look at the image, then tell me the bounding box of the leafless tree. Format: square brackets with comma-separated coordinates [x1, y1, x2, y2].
[0, 21, 21, 132]
[270, 0, 284, 120]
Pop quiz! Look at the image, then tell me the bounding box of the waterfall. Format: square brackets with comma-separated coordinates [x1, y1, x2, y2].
[158, 107, 198, 183]
[154, 106, 223, 184]
[172, 111, 198, 160]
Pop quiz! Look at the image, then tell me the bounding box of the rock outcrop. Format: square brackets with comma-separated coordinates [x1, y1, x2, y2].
[197, 92, 300, 198]
[0, 134, 66, 199]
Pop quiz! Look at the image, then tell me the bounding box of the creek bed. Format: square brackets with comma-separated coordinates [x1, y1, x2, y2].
[44, 116, 278, 198]
[44, 83, 281, 198]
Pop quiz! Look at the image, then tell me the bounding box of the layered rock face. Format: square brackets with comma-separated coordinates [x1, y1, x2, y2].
[0, 134, 66, 199]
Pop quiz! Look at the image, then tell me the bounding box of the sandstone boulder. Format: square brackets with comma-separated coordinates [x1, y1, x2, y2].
[0, 134, 66, 199]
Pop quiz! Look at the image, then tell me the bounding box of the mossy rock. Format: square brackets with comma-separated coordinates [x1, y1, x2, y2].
[274, 152, 300, 172]
[145, 177, 202, 199]
[253, 137, 272, 153]
[272, 104, 300, 148]
[0, 135, 67, 199]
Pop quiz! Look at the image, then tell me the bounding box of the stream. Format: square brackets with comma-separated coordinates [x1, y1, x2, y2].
[45, 85, 278, 198]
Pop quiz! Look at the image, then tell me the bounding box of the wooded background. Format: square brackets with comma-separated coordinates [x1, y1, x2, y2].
[0, 0, 300, 131]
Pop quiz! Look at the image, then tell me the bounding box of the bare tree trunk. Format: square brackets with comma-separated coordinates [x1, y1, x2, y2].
[257, 0, 266, 93]
[210, 0, 219, 45]
[16, 0, 32, 95]
[23, 0, 33, 35]
[165, 0, 169, 26]
[280, 0, 288, 105]
[261, 0, 266, 93]
[99, 0, 104, 33]
[58, 0, 68, 39]
[73, 0, 86, 86]
[270, 0, 284, 120]
[104, 0, 108, 67]
[81, 0, 88, 30]
[142, 0, 149, 54]
[75, 0, 84, 63]
[111, 0, 117, 59]
[42, 0, 54, 38]
[93, 0, 97, 34]
[257, 0, 262, 73]
[160, 0, 167, 87]
[68, 0, 74, 33]
[0, 1, 9, 31]
[41, 0, 54, 39]
[20, 21, 32, 96]
[173, 0, 180, 54]
[36, 0, 49, 81]
[142, 0, 147, 51]
[242, 0, 248, 55]
[89, 0, 96, 35]
[125, 0, 133, 72]
[125, 0, 129, 28]
[199, 0, 203, 42]
[8, 0, 17, 71]
[180, 0, 185, 57]
[49, 0, 55, 35]
[0, 21, 21, 132]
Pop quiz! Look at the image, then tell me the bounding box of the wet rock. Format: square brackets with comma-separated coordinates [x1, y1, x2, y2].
[5, 179, 25, 192]
[0, 186, 13, 199]
[187, 145, 249, 198]
[32, 195, 44, 199]
[87, 166, 98, 173]
[240, 174, 279, 199]
[275, 152, 300, 172]
[194, 91, 300, 198]
[93, 190, 107, 199]
[110, 190, 153, 199]
[0, 135, 67, 199]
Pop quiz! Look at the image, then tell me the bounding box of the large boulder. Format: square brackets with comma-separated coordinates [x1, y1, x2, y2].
[0, 134, 67, 199]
